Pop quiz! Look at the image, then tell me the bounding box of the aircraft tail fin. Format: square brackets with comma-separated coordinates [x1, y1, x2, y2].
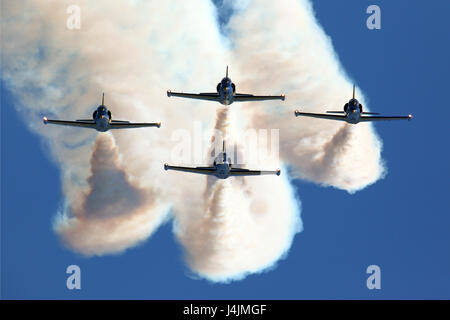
[352, 84, 355, 99]
[223, 140, 226, 162]
[226, 66, 228, 78]
[102, 92, 105, 105]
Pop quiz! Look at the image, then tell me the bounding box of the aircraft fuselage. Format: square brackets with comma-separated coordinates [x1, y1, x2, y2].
[43, 93, 161, 131]
[215, 162, 231, 179]
[217, 77, 235, 105]
[345, 98, 362, 124]
[164, 141, 281, 179]
[294, 85, 412, 124]
[166, 66, 285, 105]
[93, 105, 112, 132]
[213, 152, 231, 178]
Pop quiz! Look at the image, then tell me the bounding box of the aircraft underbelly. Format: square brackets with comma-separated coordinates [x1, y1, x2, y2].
[216, 164, 230, 179]
[96, 118, 110, 131]
[219, 89, 233, 105]
[347, 113, 360, 124]
[222, 94, 232, 105]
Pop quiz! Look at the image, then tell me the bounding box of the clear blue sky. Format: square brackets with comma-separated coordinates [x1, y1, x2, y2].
[2, 0, 449, 299]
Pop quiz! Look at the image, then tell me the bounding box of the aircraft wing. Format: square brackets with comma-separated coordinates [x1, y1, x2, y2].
[43, 117, 97, 128]
[233, 93, 285, 102]
[359, 115, 412, 122]
[109, 120, 161, 129]
[294, 110, 348, 122]
[164, 164, 216, 176]
[167, 90, 220, 102]
[229, 168, 281, 176]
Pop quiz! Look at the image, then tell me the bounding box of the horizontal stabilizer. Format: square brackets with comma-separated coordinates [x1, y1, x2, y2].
[326, 111, 345, 114]
[362, 112, 380, 115]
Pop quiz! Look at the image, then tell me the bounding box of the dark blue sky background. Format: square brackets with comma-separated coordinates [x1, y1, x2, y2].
[2, 0, 449, 299]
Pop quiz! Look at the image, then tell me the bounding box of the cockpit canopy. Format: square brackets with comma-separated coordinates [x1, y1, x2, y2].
[93, 105, 110, 120]
[221, 78, 231, 86]
[97, 106, 108, 114]
[217, 78, 234, 92]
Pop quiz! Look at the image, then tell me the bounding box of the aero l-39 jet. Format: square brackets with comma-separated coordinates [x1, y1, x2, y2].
[294, 85, 412, 124]
[167, 66, 285, 106]
[43, 93, 161, 132]
[164, 141, 281, 179]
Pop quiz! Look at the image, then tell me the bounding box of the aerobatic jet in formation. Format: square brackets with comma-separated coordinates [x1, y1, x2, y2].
[43, 93, 161, 132]
[167, 66, 285, 106]
[294, 85, 412, 124]
[164, 141, 281, 179]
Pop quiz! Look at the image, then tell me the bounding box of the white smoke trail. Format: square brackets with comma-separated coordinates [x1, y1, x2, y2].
[54, 134, 169, 255]
[1, 0, 227, 255]
[171, 0, 387, 281]
[171, 107, 302, 282]
[2, 1, 301, 278]
[174, 173, 302, 282]
[226, 0, 386, 193]
[1, 0, 386, 282]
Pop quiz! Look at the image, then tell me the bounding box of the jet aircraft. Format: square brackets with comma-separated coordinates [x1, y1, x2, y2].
[167, 66, 285, 106]
[164, 141, 281, 179]
[294, 85, 412, 124]
[43, 93, 161, 132]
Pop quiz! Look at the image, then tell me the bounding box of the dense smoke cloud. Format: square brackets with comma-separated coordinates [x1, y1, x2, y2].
[171, 107, 301, 282]
[1, 0, 226, 257]
[54, 134, 169, 255]
[227, 0, 386, 192]
[2, 0, 385, 282]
